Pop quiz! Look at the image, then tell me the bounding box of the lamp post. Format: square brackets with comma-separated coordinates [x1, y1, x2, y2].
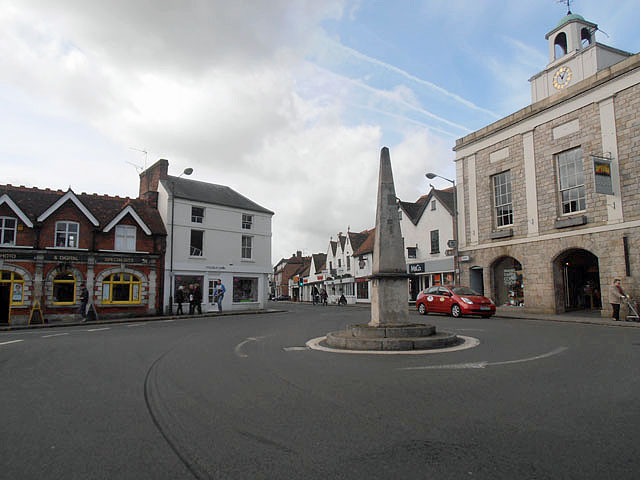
[426, 172, 458, 285]
[168, 167, 193, 314]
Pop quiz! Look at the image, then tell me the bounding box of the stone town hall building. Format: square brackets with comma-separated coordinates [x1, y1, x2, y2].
[454, 12, 640, 315]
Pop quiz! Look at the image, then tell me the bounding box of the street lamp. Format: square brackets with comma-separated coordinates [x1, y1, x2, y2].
[426, 172, 458, 285]
[168, 167, 193, 314]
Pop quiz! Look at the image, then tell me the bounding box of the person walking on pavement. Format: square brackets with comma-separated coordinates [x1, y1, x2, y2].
[175, 285, 185, 315]
[610, 278, 627, 321]
[193, 283, 202, 315]
[311, 285, 319, 305]
[320, 287, 328, 306]
[79, 284, 89, 321]
[214, 280, 226, 312]
[188, 284, 195, 315]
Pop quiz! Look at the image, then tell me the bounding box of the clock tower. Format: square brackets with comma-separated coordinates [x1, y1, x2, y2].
[529, 12, 632, 103]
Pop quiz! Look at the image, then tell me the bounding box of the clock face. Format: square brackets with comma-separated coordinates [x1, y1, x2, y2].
[552, 66, 573, 90]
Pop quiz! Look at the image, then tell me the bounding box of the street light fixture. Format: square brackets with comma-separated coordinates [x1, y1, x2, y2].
[168, 167, 193, 314]
[426, 172, 458, 285]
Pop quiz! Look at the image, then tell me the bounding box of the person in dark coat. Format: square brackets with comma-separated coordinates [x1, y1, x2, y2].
[193, 283, 202, 315]
[175, 286, 185, 315]
[311, 285, 319, 305]
[188, 284, 195, 315]
[79, 284, 89, 321]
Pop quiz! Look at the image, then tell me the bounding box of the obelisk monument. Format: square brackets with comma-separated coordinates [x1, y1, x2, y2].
[369, 147, 409, 326]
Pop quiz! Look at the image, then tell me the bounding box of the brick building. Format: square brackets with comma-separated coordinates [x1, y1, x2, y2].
[453, 12, 640, 315]
[0, 185, 166, 324]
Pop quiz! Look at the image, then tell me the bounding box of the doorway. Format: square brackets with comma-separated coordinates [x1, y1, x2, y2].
[0, 284, 10, 324]
[470, 267, 484, 296]
[556, 249, 601, 311]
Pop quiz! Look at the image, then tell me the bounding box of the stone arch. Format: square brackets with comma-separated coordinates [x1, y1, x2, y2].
[95, 267, 149, 306]
[44, 265, 84, 307]
[489, 255, 525, 307]
[554, 32, 568, 59]
[0, 264, 32, 306]
[581, 27, 592, 47]
[552, 247, 601, 313]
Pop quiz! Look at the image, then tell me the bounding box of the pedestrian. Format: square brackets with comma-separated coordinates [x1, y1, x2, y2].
[79, 284, 89, 321]
[214, 280, 226, 312]
[609, 278, 627, 321]
[320, 287, 328, 306]
[312, 285, 319, 305]
[188, 284, 195, 315]
[175, 285, 185, 315]
[193, 283, 202, 315]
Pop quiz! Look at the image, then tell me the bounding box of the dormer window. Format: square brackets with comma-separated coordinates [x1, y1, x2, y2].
[0, 217, 17, 245]
[581, 28, 592, 47]
[55, 221, 79, 248]
[115, 225, 136, 251]
[554, 32, 568, 59]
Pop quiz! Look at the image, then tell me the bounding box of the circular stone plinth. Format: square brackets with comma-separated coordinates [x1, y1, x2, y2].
[350, 323, 436, 338]
[306, 335, 479, 355]
[325, 329, 460, 351]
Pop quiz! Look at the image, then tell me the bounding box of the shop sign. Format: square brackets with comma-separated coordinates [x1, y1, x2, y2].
[0, 251, 35, 261]
[356, 277, 368, 283]
[592, 156, 614, 195]
[445, 249, 455, 257]
[45, 252, 87, 262]
[409, 263, 425, 274]
[447, 240, 457, 248]
[316, 275, 323, 280]
[503, 268, 517, 286]
[459, 255, 471, 262]
[98, 254, 150, 265]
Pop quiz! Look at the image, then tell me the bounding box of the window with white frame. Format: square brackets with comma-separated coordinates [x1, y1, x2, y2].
[241, 235, 252, 259]
[557, 148, 586, 214]
[115, 225, 136, 251]
[431, 200, 436, 211]
[191, 206, 204, 223]
[407, 247, 417, 259]
[190, 230, 204, 256]
[55, 221, 79, 248]
[0, 217, 17, 245]
[430, 230, 439, 254]
[242, 214, 253, 230]
[492, 170, 513, 227]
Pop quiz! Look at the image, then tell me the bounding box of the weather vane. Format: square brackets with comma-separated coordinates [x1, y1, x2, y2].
[557, 0, 573, 14]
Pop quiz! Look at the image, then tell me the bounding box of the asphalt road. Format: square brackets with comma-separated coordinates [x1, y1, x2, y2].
[1, 303, 639, 479]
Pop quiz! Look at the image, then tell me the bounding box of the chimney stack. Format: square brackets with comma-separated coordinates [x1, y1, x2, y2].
[138, 158, 169, 208]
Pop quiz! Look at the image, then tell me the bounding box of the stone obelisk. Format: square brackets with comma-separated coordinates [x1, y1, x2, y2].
[369, 147, 409, 326]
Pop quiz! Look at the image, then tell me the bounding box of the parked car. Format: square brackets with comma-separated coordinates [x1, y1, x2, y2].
[416, 285, 495, 318]
[273, 294, 291, 301]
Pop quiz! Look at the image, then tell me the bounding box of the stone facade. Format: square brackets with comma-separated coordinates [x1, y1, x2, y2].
[454, 15, 640, 316]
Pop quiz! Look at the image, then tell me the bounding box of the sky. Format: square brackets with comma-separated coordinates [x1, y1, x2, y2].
[1, 0, 638, 264]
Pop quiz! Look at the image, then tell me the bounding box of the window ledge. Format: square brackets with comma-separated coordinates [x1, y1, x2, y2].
[188, 256, 206, 260]
[241, 259, 255, 263]
[554, 215, 587, 229]
[0, 245, 33, 249]
[490, 228, 514, 240]
[99, 249, 149, 254]
[45, 247, 89, 251]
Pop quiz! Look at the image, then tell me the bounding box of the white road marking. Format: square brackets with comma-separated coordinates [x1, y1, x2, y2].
[160, 320, 175, 323]
[283, 346, 308, 351]
[402, 346, 569, 370]
[0, 339, 24, 346]
[41, 333, 69, 338]
[127, 323, 145, 327]
[87, 328, 110, 332]
[306, 336, 480, 355]
[234, 336, 269, 358]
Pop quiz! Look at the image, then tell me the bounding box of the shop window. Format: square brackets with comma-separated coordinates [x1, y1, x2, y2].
[233, 277, 258, 302]
[0, 217, 17, 245]
[191, 206, 204, 223]
[115, 225, 136, 251]
[493, 256, 524, 307]
[492, 170, 513, 227]
[55, 221, 79, 248]
[557, 148, 586, 214]
[0, 271, 24, 305]
[53, 272, 76, 304]
[357, 280, 369, 299]
[430, 230, 440, 254]
[241, 235, 252, 259]
[102, 273, 141, 304]
[242, 214, 253, 230]
[190, 230, 204, 256]
[174, 275, 204, 301]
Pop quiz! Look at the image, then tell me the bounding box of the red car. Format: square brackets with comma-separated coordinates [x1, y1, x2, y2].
[416, 285, 496, 318]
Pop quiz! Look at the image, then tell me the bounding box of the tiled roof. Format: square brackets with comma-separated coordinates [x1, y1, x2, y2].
[330, 241, 337, 256]
[0, 185, 166, 235]
[161, 175, 273, 215]
[398, 187, 454, 225]
[312, 253, 327, 272]
[352, 228, 375, 256]
[348, 230, 370, 253]
[338, 234, 346, 251]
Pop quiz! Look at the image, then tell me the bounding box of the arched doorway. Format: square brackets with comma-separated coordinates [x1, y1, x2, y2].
[492, 256, 524, 307]
[554, 249, 601, 311]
